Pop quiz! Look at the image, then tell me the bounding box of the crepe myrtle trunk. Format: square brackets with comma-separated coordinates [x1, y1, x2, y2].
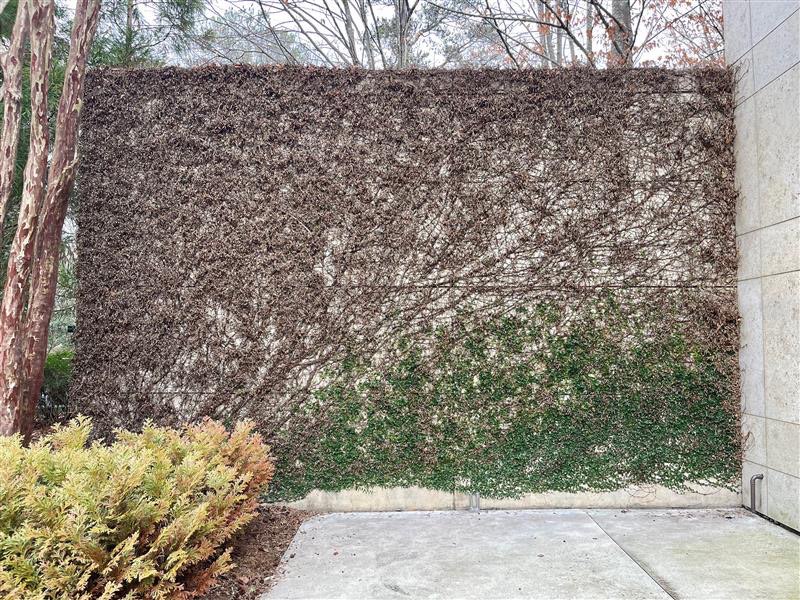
[0, 0, 102, 439]
[0, 0, 30, 231]
[22, 0, 102, 432]
[0, 0, 56, 437]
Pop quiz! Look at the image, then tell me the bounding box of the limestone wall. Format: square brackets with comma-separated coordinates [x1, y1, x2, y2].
[724, 0, 800, 530]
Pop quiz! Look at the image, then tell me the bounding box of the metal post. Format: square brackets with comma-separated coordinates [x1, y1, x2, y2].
[750, 473, 764, 512]
[469, 491, 481, 512]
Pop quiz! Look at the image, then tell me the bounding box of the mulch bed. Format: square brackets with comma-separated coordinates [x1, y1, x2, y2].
[200, 505, 310, 600]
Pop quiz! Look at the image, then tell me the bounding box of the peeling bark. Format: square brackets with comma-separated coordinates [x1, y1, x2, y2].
[0, 0, 102, 438]
[0, 0, 29, 231]
[22, 0, 102, 437]
[0, 0, 56, 437]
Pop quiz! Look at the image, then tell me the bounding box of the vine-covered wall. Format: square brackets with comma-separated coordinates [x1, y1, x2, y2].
[73, 66, 740, 499]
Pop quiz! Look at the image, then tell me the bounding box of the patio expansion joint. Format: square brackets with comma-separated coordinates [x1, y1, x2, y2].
[585, 511, 679, 600]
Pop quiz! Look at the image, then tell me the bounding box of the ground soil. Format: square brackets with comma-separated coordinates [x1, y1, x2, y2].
[199, 505, 310, 600]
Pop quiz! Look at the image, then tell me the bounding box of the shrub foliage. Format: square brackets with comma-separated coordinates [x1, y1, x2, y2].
[38, 349, 74, 424]
[0, 417, 274, 599]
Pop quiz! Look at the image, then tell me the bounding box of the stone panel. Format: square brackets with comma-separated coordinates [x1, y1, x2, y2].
[737, 228, 761, 279]
[760, 217, 800, 276]
[724, 0, 752, 64]
[752, 8, 799, 91]
[766, 418, 800, 477]
[737, 279, 765, 417]
[766, 467, 800, 530]
[750, 1, 799, 46]
[742, 413, 768, 465]
[735, 50, 757, 103]
[762, 272, 800, 424]
[728, 0, 800, 531]
[734, 97, 760, 232]
[756, 64, 800, 225]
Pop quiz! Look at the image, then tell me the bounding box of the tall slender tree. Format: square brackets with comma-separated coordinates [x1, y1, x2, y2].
[0, 0, 101, 438]
[92, 0, 203, 67]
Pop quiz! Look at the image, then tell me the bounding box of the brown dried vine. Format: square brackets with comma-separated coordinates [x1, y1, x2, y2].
[72, 66, 738, 463]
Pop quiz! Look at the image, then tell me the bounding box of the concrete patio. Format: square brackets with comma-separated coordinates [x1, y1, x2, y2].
[265, 508, 800, 600]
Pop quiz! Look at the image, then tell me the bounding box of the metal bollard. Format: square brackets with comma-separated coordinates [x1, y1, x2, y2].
[749, 473, 764, 512]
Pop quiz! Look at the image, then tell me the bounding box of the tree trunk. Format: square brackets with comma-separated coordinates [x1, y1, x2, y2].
[358, 0, 376, 69]
[0, 0, 56, 437]
[0, 0, 101, 439]
[0, 0, 30, 231]
[21, 0, 102, 438]
[537, 2, 549, 68]
[125, 0, 134, 66]
[555, 27, 563, 66]
[396, 0, 409, 67]
[611, 0, 633, 65]
[586, 3, 594, 64]
[340, 0, 361, 66]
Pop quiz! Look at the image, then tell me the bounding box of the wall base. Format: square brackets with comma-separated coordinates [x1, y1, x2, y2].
[278, 485, 740, 512]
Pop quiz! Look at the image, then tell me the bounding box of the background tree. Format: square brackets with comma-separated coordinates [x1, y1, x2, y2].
[418, 0, 721, 68]
[91, 0, 203, 67]
[181, 5, 307, 65]
[184, 0, 452, 67]
[185, 0, 722, 68]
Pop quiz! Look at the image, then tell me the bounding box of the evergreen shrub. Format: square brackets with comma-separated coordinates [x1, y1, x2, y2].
[0, 417, 274, 599]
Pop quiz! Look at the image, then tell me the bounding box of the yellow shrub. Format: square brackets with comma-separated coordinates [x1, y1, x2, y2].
[0, 416, 274, 599]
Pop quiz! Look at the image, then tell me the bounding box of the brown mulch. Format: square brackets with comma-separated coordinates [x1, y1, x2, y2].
[199, 505, 311, 600]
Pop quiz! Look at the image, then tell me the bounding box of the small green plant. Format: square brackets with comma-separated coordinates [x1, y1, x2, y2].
[39, 349, 74, 423]
[0, 416, 275, 599]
